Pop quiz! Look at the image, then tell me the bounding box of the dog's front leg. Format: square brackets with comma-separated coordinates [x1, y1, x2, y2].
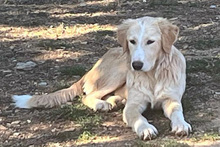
[162, 100, 192, 136]
[123, 91, 158, 140]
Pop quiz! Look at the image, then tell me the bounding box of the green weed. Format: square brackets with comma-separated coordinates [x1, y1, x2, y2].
[54, 97, 103, 131]
[78, 131, 97, 141]
[191, 133, 220, 142]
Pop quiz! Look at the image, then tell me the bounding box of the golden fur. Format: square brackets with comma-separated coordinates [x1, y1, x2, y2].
[13, 16, 192, 140]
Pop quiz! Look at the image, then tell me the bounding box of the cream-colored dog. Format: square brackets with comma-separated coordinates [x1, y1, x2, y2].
[13, 16, 192, 140]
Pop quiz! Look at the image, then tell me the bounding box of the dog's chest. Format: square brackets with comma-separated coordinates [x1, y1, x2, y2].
[127, 71, 165, 106]
[127, 71, 155, 93]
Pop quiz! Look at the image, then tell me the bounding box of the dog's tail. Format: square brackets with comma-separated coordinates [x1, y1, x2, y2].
[12, 76, 84, 108]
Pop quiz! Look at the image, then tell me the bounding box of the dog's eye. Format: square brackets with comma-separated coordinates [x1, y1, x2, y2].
[147, 40, 155, 45]
[129, 40, 136, 45]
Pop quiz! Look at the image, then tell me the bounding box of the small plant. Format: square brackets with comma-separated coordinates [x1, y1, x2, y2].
[53, 97, 103, 130]
[191, 133, 220, 142]
[78, 131, 97, 141]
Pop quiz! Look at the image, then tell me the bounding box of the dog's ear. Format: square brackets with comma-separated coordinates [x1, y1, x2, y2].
[158, 19, 179, 53]
[117, 19, 134, 52]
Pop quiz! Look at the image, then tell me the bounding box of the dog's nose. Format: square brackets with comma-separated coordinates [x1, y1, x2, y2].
[132, 61, 143, 70]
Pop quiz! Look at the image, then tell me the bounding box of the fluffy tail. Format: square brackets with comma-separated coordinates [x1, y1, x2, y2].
[12, 77, 84, 108]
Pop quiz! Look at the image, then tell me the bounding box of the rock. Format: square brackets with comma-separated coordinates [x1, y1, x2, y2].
[0, 69, 12, 76]
[79, 3, 86, 7]
[0, 125, 7, 130]
[11, 120, 20, 125]
[14, 109, 20, 113]
[13, 132, 20, 137]
[38, 82, 47, 86]
[1, 69, 12, 74]
[27, 120, 31, 123]
[183, 44, 189, 49]
[80, 41, 87, 45]
[51, 128, 57, 132]
[210, 5, 217, 9]
[15, 61, 37, 70]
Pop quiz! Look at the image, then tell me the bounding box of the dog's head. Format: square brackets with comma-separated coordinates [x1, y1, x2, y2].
[117, 16, 179, 72]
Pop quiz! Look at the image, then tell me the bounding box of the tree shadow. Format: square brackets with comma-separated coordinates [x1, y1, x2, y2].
[0, 1, 120, 27]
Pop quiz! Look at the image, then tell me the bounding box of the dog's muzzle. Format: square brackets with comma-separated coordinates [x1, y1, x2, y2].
[132, 61, 143, 70]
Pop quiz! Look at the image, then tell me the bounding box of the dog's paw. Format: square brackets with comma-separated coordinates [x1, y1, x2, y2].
[93, 99, 112, 112]
[136, 123, 158, 140]
[106, 96, 125, 109]
[171, 120, 192, 137]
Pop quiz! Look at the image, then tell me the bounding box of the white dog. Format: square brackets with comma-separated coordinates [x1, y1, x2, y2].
[13, 16, 192, 140]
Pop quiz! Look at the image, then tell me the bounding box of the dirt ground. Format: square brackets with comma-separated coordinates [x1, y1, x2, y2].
[0, 0, 220, 146]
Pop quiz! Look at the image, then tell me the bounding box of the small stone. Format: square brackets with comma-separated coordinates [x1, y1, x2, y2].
[6, 123, 11, 127]
[54, 66, 59, 69]
[80, 41, 87, 45]
[9, 46, 15, 49]
[0, 125, 7, 130]
[11, 120, 20, 125]
[51, 128, 57, 132]
[79, 3, 86, 6]
[13, 132, 20, 136]
[5, 74, 12, 77]
[14, 109, 20, 113]
[1, 69, 12, 74]
[37, 60, 45, 64]
[210, 5, 217, 9]
[183, 44, 189, 49]
[38, 82, 47, 86]
[27, 120, 31, 123]
[15, 61, 37, 70]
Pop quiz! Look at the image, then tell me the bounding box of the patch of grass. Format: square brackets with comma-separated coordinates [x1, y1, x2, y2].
[52, 80, 71, 92]
[186, 58, 220, 75]
[37, 39, 72, 50]
[60, 65, 86, 77]
[54, 98, 103, 131]
[78, 131, 97, 141]
[135, 139, 190, 147]
[191, 133, 220, 142]
[192, 39, 220, 50]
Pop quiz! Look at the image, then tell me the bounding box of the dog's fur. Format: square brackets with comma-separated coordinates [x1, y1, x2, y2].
[13, 16, 192, 140]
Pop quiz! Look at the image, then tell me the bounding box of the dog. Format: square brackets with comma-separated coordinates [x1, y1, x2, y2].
[13, 16, 192, 140]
